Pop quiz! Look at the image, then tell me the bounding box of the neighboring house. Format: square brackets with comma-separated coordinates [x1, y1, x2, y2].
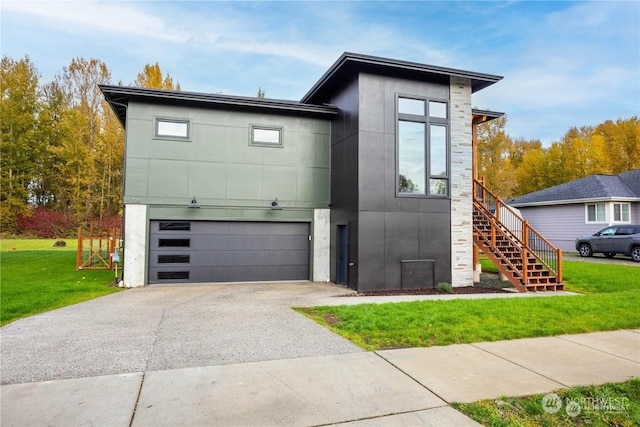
[101, 52, 504, 290]
[507, 170, 640, 252]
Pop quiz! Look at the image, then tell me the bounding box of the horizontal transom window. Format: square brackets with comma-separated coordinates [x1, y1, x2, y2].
[155, 118, 190, 139]
[251, 125, 283, 147]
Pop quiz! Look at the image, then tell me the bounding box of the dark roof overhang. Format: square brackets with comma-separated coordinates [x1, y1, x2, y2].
[99, 85, 338, 127]
[301, 52, 503, 104]
[472, 109, 505, 123]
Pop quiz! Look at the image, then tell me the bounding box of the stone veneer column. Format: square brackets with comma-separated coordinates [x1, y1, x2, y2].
[449, 77, 474, 287]
[123, 204, 147, 287]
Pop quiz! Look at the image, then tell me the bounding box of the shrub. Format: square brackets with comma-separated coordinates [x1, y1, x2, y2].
[436, 282, 453, 293]
[16, 207, 75, 238]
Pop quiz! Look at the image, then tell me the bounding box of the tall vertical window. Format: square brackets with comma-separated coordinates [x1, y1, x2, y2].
[398, 121, 425, 194]
[397, 96, 449, 196]
[586, 203, 606, 222]
[613, 203, 630, 222]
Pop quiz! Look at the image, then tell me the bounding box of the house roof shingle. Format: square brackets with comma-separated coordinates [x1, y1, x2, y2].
[507, 169, 640, 207]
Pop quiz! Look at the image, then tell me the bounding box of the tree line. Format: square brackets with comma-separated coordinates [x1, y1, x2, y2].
[2, 54, 638, 235]
[477, 115, 639, 199]
[1, 56, 178, 235]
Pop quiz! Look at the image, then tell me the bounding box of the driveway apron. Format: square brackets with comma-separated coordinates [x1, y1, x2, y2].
[0, 282, 362, 385]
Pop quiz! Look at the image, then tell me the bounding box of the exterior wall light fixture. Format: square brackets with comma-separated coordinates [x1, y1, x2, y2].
[188, 196, 200, 208]
[271, 198, 283, 210]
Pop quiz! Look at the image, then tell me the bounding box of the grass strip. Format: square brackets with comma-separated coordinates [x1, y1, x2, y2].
[295, 261, 640, 350]
[295, 292, 640, 350]
[452, 378, 640, 427]
[1, 240, 120, 326]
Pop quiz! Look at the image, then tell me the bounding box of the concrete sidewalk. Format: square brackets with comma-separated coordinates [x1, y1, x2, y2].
[2, 329, 638, 426]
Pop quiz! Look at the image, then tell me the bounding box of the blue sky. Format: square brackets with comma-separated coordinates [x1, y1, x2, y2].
[2, 1, 638, 144]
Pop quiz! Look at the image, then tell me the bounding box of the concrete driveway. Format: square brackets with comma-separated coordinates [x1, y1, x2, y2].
[2, 282, 637, 426]
[0, 282, 362, 385]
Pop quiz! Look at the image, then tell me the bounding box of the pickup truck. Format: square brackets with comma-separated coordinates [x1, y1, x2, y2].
[575, 225, 640, 262]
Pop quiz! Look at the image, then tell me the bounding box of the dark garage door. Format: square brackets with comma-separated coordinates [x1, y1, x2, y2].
[149, 221, 310, 284]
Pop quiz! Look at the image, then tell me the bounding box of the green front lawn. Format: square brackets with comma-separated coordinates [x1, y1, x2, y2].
[296, 261, 640, 351]
[1, 239, 121, 326]
[453, 378, 640, 427]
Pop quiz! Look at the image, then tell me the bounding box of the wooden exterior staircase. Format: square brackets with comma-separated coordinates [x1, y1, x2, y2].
[473, 179, 563, 292]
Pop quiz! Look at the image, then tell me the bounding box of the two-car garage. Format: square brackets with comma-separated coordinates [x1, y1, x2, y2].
[148, 221, 310, 284]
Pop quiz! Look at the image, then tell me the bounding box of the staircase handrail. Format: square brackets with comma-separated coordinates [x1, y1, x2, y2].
[474, 179, 562, 284]
[473, 203, 524, 281]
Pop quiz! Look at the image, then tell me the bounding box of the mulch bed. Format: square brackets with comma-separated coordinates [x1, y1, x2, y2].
[344, 285, 512, 297]
[336, 272, 515, 297]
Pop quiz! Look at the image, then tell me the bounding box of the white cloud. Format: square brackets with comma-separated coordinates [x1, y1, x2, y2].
[2, 0, 187, 42]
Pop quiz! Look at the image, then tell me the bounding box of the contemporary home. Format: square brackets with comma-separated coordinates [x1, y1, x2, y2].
[101, 52, 563, 292]
[507, 170, 640, 252]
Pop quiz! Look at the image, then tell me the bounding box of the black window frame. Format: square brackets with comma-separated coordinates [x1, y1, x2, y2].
[395, 94, 450, 198]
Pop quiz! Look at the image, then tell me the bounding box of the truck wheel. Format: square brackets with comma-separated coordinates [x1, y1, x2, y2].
[578, 243, 593, 257]
[631, 247, 640, 262]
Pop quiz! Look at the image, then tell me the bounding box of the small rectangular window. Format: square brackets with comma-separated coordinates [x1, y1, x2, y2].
[428, 101, 447, 118]
[158, 255, 190, 264]
[586, 203, 606, 222]
[159, 222, 191, 231]
[156, 118, 189, 139]
[251, 126, 282, 147]
[157, 271, 190, 280]
[158, 238, 190, 247]
[398, 98, 425, 115]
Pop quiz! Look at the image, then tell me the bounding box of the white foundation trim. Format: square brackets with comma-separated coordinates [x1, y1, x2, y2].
[312, 209, 331, 282]
[123, 204, 148, 287]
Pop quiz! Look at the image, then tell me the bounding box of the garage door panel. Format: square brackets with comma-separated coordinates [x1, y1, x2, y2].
[150, 265, 308, 283]
[150, 250, 308, 268]
[189, 235, 309, 251]
[192, 265, 308, 282]
[149, 221, 309, 284]
[190, 221, 308, 236]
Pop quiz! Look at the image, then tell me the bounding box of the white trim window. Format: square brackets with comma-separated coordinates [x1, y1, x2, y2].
[613, 203, 630, 222]
[155, 118, 190, 140]
[586, 203, 606, 223]
[250, 125, 283, 147]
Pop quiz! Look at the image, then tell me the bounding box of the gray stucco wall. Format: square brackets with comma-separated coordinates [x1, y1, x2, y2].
[124, 102, 331, 220]
[330, 73, 452, 291]
[122, 102, 332, 284]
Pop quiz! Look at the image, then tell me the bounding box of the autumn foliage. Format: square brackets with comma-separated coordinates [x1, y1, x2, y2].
[1, 55, 178, 235]
[1, 54, 637, 235]
[477, 116, 640, 199]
